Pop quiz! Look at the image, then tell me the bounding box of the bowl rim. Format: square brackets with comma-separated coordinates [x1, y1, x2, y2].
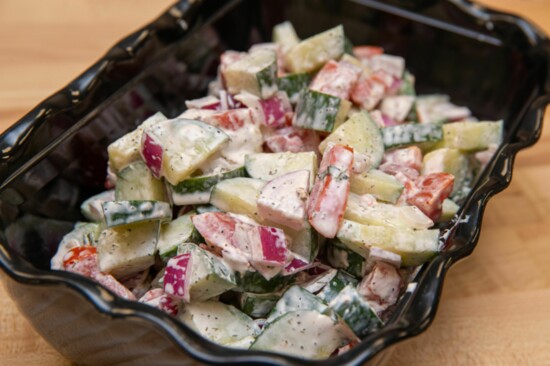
[1, 0, 550, 365]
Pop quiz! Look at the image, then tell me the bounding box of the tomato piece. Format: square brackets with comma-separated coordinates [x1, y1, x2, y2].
[91, 271, 136, 300]
[310, 60, 361, 100]
[307, 144, 354, 238]
[382, 146, 423, 172]
[353, 45, 384, 59]
[350, 73, 386, 110]
[62, 246, 97, 269]
[204, 108, 252, 131]
[191, 212, 237, 250]
[406, 172, 454, 221]
[264, 126, 320, 154]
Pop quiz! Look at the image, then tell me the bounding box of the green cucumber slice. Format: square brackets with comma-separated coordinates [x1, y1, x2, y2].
[179, 301, 260, 348]
[224, 49, 278, 99]
[177, 243, 236, 301]
[235, 271, 296, 293]
[284, 25, 345, 73]
[115, 161, 166, 201]
[277, 73, 311, 104]
[102, 200, 172, 228]
[237, 292, 281, 318]
[350, 169, 404, 204]
[266, 285, 328, 323]
[272, 21, 300, 51]
[319, 111, 384, 168]
[97, 221, 159, 278]
[328, 284, 382, 337]
[157, 211, 201, 261]
[250, 310, 349, 359]
[293, 89, 351, 132]
[442, 120, 503, 152]
[382, 123, 443, 149]
[245, 152, 317, 188]
[326, 240, 366, 278]
[209, 177, 265, 221]
[169, 166, 247, 205]
[337, 219, 440, 266]
[317, 270, 358, 303]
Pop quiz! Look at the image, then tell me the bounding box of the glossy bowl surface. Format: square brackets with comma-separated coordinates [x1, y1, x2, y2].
[1, 0, 549, 365]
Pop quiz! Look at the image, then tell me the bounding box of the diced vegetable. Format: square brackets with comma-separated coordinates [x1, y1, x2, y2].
[293, 89, 351, 132]
[350, 169, 404, 204]
[272, 21, 300, 52]
[310, 60, 361, 100]
[251, 310, 350, 359]
[406, 172, 454, 221]
[422, 148, 469, 196]
[357, 261, 403, 314]
[80, 190, 114, 222]
[351, 72, 386, 110]
[177, 243, 236, 301]
[139, 288, 179, 315]
[210, 178, 265, 221]
[441, 120, 503, 152]
[380, 95, 415, 123]
[284, 25, 345, 73]
[317, 270, 359, 303]
[257, 170, 310, 230]
[108, 112, 167, 173]
[329, 284, 382, 336]
[179, 301, 260, 348]
[277, 73, 311, 103]
[235, 271, 296, 293]
[337, 219, 440, 266]
[382, 123, 443, 149]
[319, 111, 385, 170]
[115, 161, 166, 202]
[223, 49, 278, 99]
[157, 211, 200, 261]
[102, 200, 172, 228]
[163, 253, 193, 302]
[238, 291, 280, 318]
[245, 152, 317, 188]
[326, 240, 366, 278]
[97, 222, 159, 278]
[169, 166, 247, 205]
[308, 145, 354, 238]
[266, 285, 328, 323]
[141, 119, 229, 185]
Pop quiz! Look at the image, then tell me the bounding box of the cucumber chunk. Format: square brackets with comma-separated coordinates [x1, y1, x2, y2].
[350, 169, 404, 204]
[169, 166, 247, 205]
[97, 222, 159, 278]
[285, 25, 345, 73]
[237, 292, 281, 318]
[108, 112, 167, 172]
[277, 73, 311, 104]
[382, 123, 443, 149]
[272, 21, 300, 52]
[422, 148, 469, 196]
[442, 120, 503, 152]
[179, 301, 260, 348]
[210, 177, 265, 221]
[317, 270, 358, 303]
[224, 49, 278, 99]
[266, 285, 328, 323]
[440, 198, 460, 222]
[250, 310, 349, 359]
[102, 200, 172, 228]
[337, 219, 440, 266]
[293, 89, 351, 132]
[328, 284, 382, 337]
[326, 240, 366, 278]
[177, 243, 236, 301]
[235, 271, 296, 293]
[157, 211, 201, 261]
[245, 152, 317, 188]
[80, 190, 114, 222]
[319, 111, 384, 168]
[115, 161, 166, 202]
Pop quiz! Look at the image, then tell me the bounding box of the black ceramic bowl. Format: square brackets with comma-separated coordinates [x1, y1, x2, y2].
[1, 0, 549, 365]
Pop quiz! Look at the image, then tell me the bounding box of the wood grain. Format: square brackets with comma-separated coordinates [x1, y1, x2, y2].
[0, 1, 549, 365]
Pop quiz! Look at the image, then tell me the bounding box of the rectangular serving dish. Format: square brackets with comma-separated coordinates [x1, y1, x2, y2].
[0, 0, 549, 365]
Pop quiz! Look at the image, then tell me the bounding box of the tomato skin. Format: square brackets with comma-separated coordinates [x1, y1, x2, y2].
[406, 172, 454, 221]
[307, 144, 354, 238]
[353, 45, 384, 59]
[310, 60, 361, 100]
[62, 246, 97, 269]
[350, 73, 386, 110]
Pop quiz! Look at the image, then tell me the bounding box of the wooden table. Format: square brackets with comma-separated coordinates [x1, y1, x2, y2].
[1, 1, 549, 365]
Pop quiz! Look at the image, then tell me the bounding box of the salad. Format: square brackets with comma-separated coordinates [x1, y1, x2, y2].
[51, 22, 502, 360]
